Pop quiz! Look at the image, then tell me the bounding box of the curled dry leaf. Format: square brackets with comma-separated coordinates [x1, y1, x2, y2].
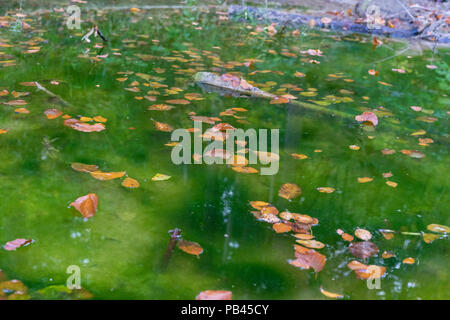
[4, 239, 33, 251]
[348, 241, 379, 259]
[90, 171, 125, 181]
[278, 183, 301, 200]
[354, 228, 372, 241]
[320, 286, 344, 299]
[177, 240, 203, 257]
[290, 245, 326, 272]
[70, 193, 98, 218]
[121, 177, 139, 188]
[196, 290, 232, 300]
[71, 163, 99, 173]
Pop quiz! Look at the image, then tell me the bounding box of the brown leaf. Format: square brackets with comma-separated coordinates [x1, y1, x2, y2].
[296, 240, 325, 249]
[177, 240, 203, 257]
[348, 241, 379, 259]
[290, 245, 326, 272]
[70, 193, 98, 218]
[196, 290, 232, 300]
[165, 99, 190, 105]
[278, 183, 301, 200]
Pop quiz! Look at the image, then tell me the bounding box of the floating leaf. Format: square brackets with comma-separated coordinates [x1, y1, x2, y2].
[296, 239, 325, 249]
[152, 173, 171, 181]
[0, 129, 8, 134]
[44, 108, 62, 119]
[349, 241, 378, 259]
[70, 193, 98, 218]
[381, 231, 395, 240]
[347, 261, 385, 279]
[153, 120, 173, 132]
[386, 181, 398, 188]
[273, 223, 292, 233]
[249, 201, 270, 210]
[290, 245, 326, 272]
[165, 99, 190, 105]
[355, 228, 372, 241]
[294, 233, 315, 240]
[355, 112, 378, 126]
[320, 287, 343, 299]
[90, 171, 125, 181]
[121, 177, 139, 188]
[402, 257, 415, 264]
[178, 240, 203, 257]
[341, 233, 354, 242]
[291, 153, 308, 160]
[93, 116, 107, 123]
[382, 251, 395, 259]
[148, 104, 174, 111]
[2, 99, 27, 106]
[71, 163, 99, 173]
[278, 183, 301, 200]
[423, 233, 441, 244]
[317, 187, 335, 193]
[4, 239, 33, 251]
[357, 177, 373, 183]
[426, 224, 449, 234]
[196, 290, 232, 300]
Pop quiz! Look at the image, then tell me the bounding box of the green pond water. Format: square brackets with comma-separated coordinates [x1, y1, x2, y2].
[0, 5, 449, 300]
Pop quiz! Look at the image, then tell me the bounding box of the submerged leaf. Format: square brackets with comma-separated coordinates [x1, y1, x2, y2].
[348, 241, 379, 259]
[290, 245, 326, 272]
[71, 163, 99, 173]
[278, 183, 301, 200]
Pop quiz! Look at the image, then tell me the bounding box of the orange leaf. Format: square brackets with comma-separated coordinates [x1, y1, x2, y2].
[121, 177, 140, 188]
[70, 193, 98, 218]
[273, 223, 292, 233]
[177, 240, 203, 257]
[278, 183, 301, 200]
[90, 171, 125, 181]
[71, 163, 99, 173]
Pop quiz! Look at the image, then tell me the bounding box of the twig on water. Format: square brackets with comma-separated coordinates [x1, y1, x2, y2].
[160, 228, 182, 271]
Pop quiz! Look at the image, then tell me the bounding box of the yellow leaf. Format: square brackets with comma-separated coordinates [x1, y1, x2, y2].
[152, 173, 171, 181]
[90, 171, 125, 181]
[278, 183, 301, 200]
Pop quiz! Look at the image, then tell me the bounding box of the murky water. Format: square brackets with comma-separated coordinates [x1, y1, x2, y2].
[0, 5, 449, 299]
